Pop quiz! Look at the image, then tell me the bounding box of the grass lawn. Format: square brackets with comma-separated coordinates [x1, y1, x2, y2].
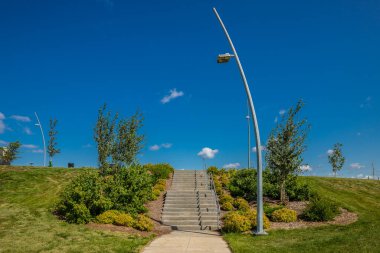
[224, 177, 380, 253]
[0, 166, 152, 253]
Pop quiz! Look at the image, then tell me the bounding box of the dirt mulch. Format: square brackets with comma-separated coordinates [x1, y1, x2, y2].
[267, 201, 358, 230]
[86, 174, 173, 237]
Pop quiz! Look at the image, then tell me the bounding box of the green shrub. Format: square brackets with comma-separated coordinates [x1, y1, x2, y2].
[65, 203, 92, 224]
[207, 166, 219, 175]
[220, 174, 230, 187]
[263, 204, 284, 219]
[302, 196, 340, 221]
[221, 201, 234, 211]
[133, 214, 154, 231]
[219, 194, 234, 205]
[245, 209, 271, 229]
[144, 163, 173, 183]
[271, 208, 297, 222]
[229, 169, 257, 201]
[114, 213, 135, 227]
[153, 183, 165, 192]
[96, 210, 121, 224]
[153, 188, 161, 197]
[233, 198, 250, 212]
[222, 212, 251, 232]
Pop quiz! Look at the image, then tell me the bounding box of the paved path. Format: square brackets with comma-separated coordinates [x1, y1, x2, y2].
[142, 231, 231, 253]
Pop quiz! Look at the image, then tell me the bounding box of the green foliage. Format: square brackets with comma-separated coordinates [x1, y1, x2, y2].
[265, 100, 310, 203]
[56, 166, 153, 223]
[133, 214, 154, 231]
[219, 194, 234, 205]
[221, 201, 234, 211]
[48, 118, 60, 167]
[222, 212, 252, 233]
[263, 204, 284, 219]
[244, 209, 271, 229]
[96, 210, 121, 224]
[271, 208, 297, 222]
[229, 169, 257, 201]
[144, 163, 173, 184]
[233, 198, 250, 212]
[114, 213, 135, 227]
[302, 195, 340, 222]
[207, 166, 219, 175]
[328, 143, 345, 177]
[0, 141, 21, 165]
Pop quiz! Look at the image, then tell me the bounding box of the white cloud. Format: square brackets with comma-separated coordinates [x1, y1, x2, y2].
[252, 145, 266, 153]
[22, 144, 38, 149]
[149, 144, 161, 151]
[350, 163, 365, 169]
[23, 127, 33, 135]
[223, 163, 240, 169]
[32, 149, 44, 153]
[300, 165, 312, 172]
[161, 89, 184, 104]
[327, 149, 334, 155]
[10, 115, 31, 122]
[149, 143, 172, 151]
[197, 147, 219, 159]
[0, 112, 5, 134]
[279, 109, 286, 116]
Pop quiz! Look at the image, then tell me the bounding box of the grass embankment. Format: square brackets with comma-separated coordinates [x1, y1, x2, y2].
[224, 177, 380, 253]
[0, 166, 152, 253]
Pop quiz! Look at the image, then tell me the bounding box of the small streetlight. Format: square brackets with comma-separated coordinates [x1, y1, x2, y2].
[213, 7, 267, 235]
[34, 112, 46, 167]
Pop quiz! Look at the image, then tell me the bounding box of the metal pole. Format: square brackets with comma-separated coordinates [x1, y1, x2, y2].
[213, 7, 267, 235]
[246, 102, 251, 169]
[34, 112, 46, 167]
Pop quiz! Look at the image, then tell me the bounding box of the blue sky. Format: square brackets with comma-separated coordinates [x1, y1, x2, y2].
[0, 0, 379, 178]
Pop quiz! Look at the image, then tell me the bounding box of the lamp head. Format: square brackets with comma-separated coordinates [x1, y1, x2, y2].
[217, 53, 235, 63]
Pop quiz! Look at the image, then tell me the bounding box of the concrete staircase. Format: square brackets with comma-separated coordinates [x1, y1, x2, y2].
[161, 170, 220, 231]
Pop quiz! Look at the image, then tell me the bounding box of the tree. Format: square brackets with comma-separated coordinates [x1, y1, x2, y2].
[265, 100, 310, 204]
[94, 104, 118, 174]
[328, 143, 345, 177]
[112, 111, 144, 167]
[48, 118, 60, 167]
[0, 141, 21, 165]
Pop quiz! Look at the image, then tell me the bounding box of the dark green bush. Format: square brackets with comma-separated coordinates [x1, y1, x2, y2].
[207, 166, 219, 175]
[229, 169, 257, 201]
[302, 196, 340, 221]
[263, 204, 284, 219]
[144, 163, 173, 184]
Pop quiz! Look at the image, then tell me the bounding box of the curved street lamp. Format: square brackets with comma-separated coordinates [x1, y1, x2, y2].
[34, 112, 46, 167]
[213, 7, 267, 235]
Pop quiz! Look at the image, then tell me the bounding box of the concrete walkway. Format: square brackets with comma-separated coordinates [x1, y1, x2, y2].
[141, 231, 231, 253]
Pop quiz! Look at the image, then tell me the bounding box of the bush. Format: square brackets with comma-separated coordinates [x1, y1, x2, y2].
[229, 169, 257, 201]
[114, 213, 135, 227]
[153, 188, 161, 197]
[96, 210, 121, 224]
[222, 212, 251, 232]
[245, 209, 271, 229]
[302, 196, 340, 221]
[271, 208, 297, 222]
[144, 163, 173, 183]
[207, 166, 219, 175]
[263, 204, 284, 219]
[153, 183, 165, 192]
[233, 198, 250, 212]
[65, 203, 92, 224]
[133, 214, 154, 231]
[221, 201, 234, 211]
[219, 194, 234, 205]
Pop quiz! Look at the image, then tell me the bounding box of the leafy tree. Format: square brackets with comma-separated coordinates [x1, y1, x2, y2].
[94, 104, 118, 174]
[265, 100, 310, 203]
[112, 111, 144, 167]
[48, 118, 60, 167]
[328, 143, 345, 177]
[0, 141, 21, 165]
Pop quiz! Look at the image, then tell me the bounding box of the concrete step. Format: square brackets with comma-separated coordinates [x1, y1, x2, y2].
[162, 216, 200, 221]
[163, 208, 199, 212]
[170, 225, 202, 231]
[163, 220, 201, 226]
[164, 204, 199, 208]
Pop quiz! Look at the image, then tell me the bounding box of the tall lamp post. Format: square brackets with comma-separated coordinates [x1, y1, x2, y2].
[246, 102, 251, 169]
[34, 112, 46, 167]
[213, 7, 267, 235]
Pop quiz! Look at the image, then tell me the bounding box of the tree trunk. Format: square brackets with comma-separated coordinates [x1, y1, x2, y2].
[280, 179, 286, 204]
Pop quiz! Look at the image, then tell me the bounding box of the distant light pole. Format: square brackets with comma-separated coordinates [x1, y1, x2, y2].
[34, 112, 46, 167]
[213, 7, 267, 235]
[246, 102, 251, 169]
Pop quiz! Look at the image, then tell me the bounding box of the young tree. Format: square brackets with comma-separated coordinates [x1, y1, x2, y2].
[328, 143, 345, 177]
[112, 111, 144, 167]
[94, 104, 118, 174]
[48, 118, 60, 167]
[0, 141, 21, 165]
[265, 100, 310, 204]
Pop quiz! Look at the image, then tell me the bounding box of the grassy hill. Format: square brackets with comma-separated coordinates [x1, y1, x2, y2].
[0, 166, 379, 253]
[224, 177, 380, 253]
[0, 166, 152, 253]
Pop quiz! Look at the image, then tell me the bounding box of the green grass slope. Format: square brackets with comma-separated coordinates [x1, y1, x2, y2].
[0, 166, 152, 253]
[224, 177, 380, 253]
